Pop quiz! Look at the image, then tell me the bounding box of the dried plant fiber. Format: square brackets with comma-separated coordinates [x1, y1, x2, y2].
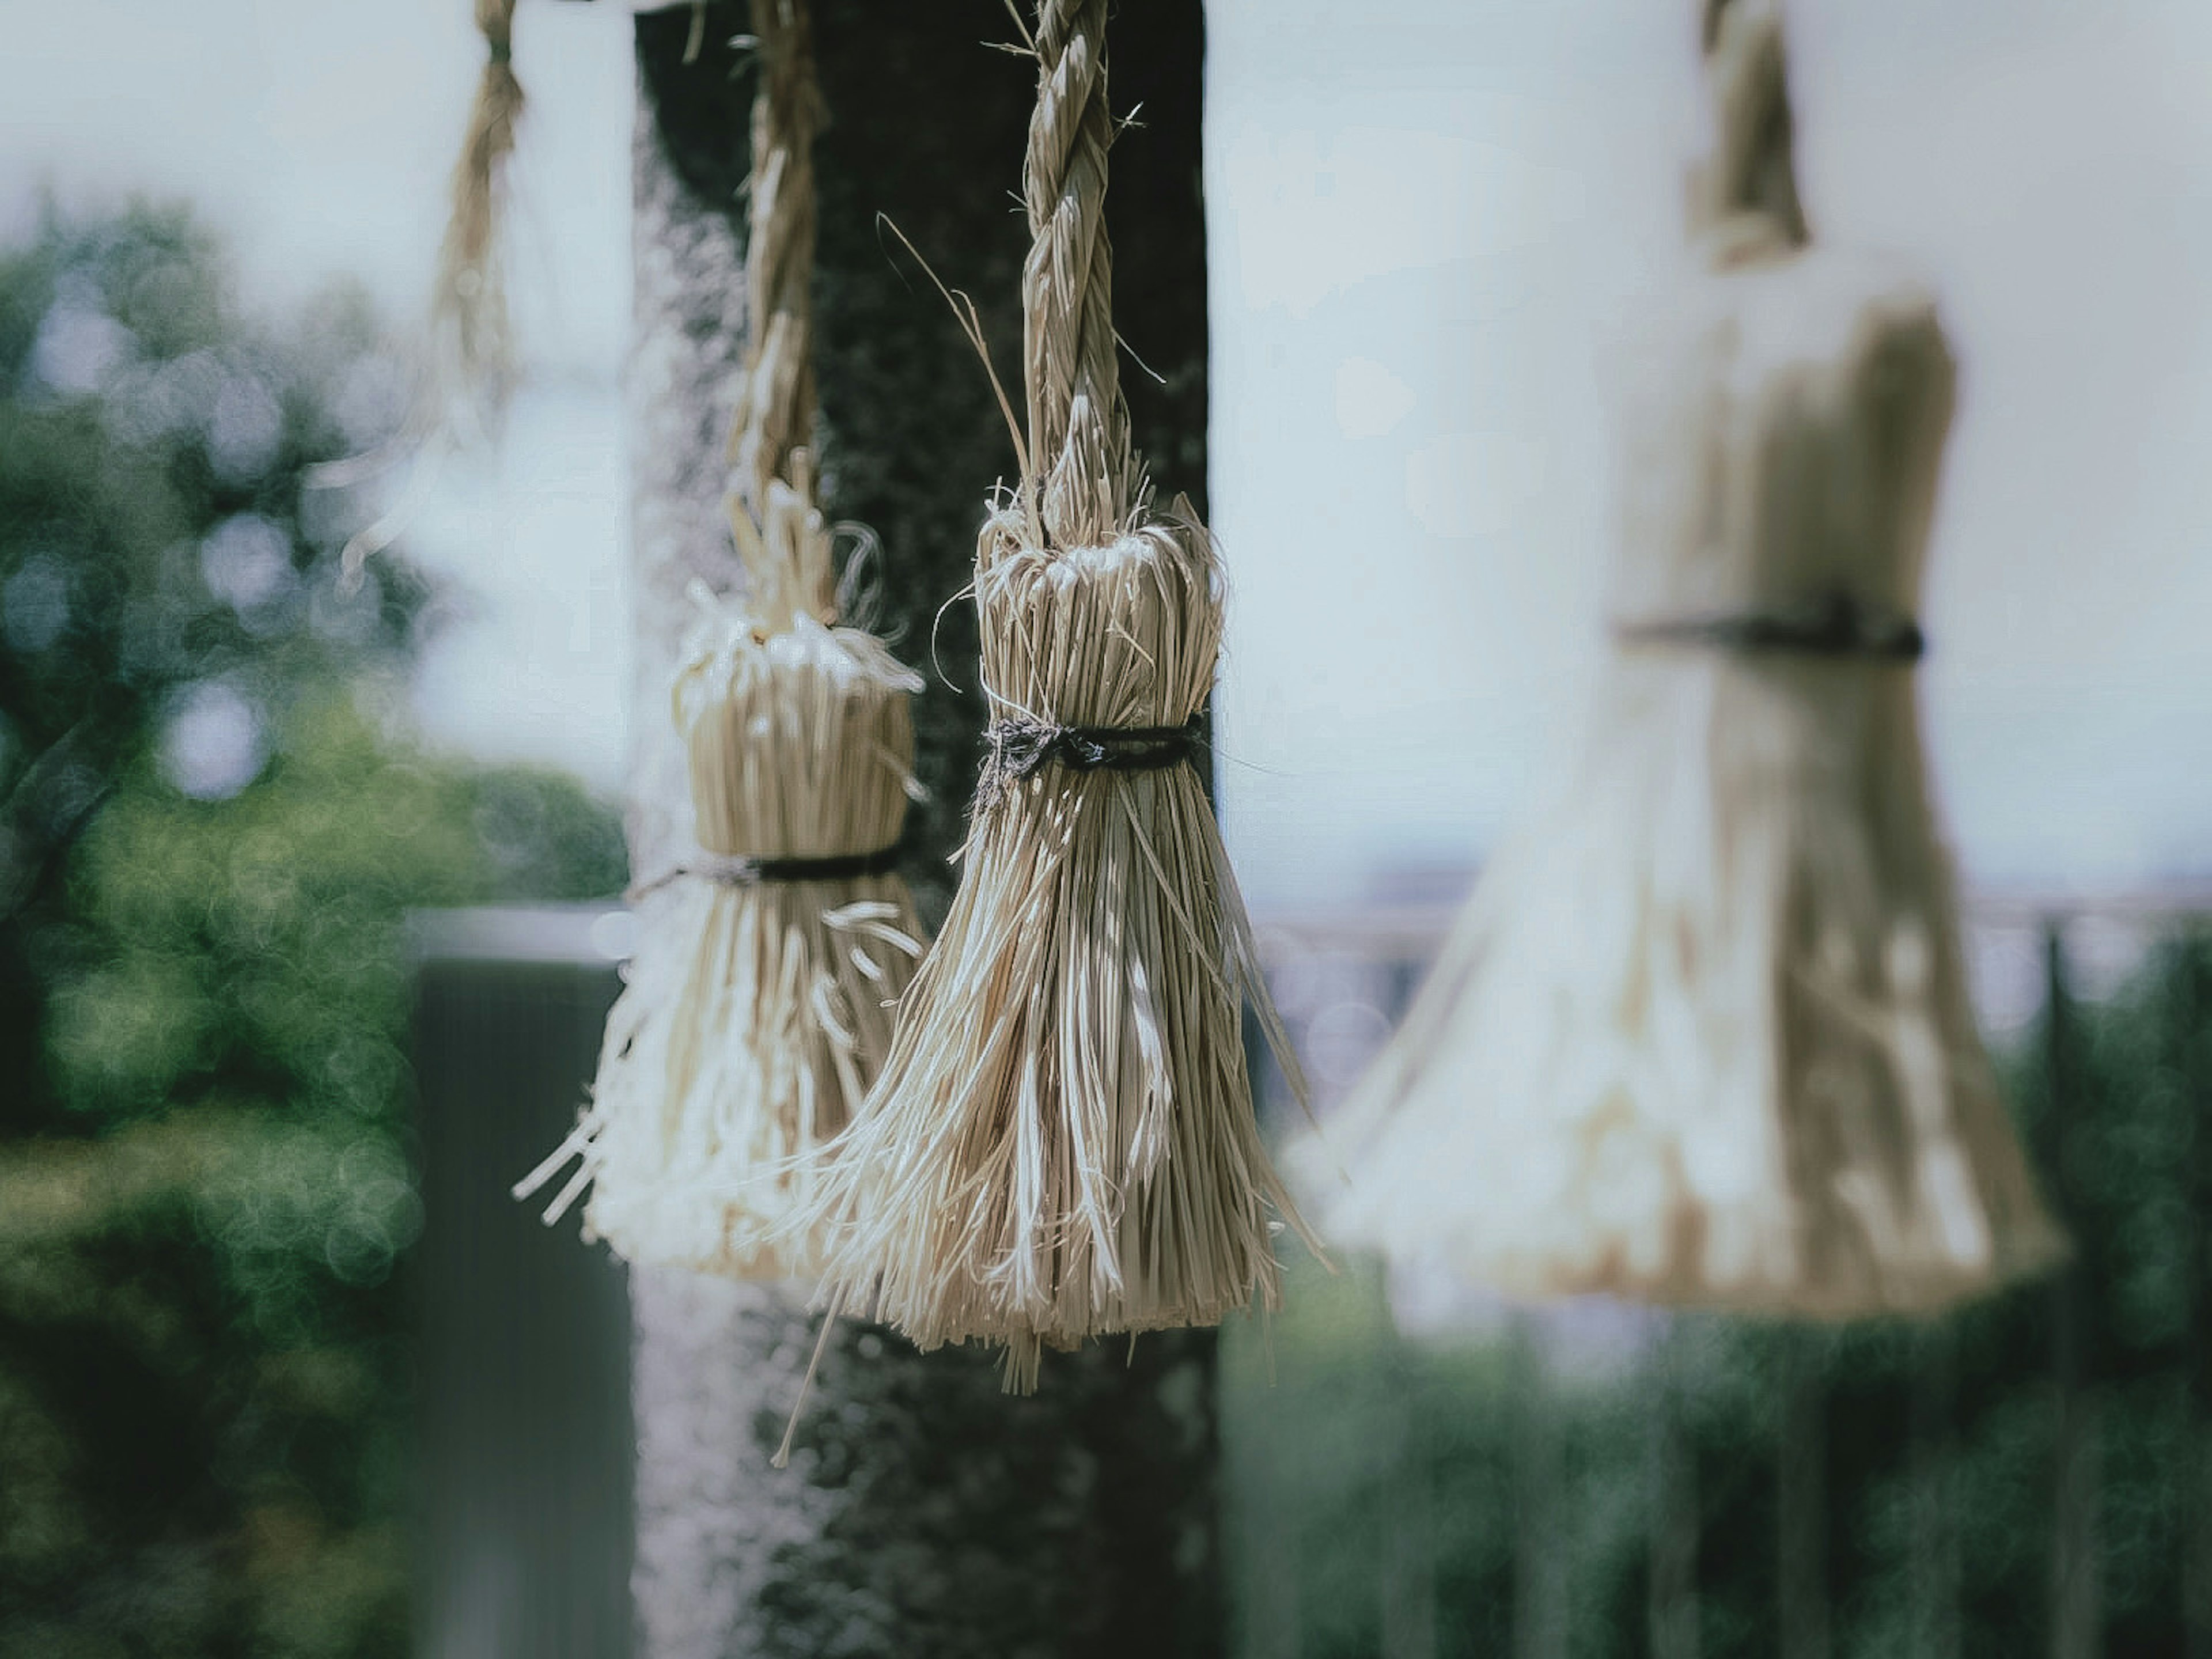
[1296, 0, 2065, 1317]
[323, 0, 522, 579]
[433, 0, 524, 437]
[514, 0, 927, 1282]
[514, 474, 926, 1277]
[789, 0, 1317, 1395]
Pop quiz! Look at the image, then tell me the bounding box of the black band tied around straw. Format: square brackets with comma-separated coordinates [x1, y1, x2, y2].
[627, 840, 906, 904]
[976, 712, 1208, 809]
[1615, 590, 1925, 661]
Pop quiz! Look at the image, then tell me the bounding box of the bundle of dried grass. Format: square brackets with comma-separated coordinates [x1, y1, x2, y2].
[789, 0, 1317, 1396]
[1297, 0, 2065, 1317]
[514, 0, 927, 1281]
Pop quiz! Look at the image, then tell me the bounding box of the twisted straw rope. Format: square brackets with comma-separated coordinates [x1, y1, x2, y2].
[1692, 0, 1809, 256]
[1022, 0, 1135, 551]
[728, 0, 824, 524]
[434, 0, 524, 422]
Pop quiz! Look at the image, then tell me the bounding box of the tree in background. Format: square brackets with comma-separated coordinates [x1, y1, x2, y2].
[0, 202, 623, 1659]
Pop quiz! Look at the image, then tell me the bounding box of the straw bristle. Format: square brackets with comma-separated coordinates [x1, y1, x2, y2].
[1297, 252, 2066, 1317]
[517, 502, 926, 1279]
[796, 497, 1319, 1387]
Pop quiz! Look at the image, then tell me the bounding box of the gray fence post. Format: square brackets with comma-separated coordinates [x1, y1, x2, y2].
[2045, 922, 2102, 1659]
[1381, 1329, 1439, 1659]
[1512, 1319, 1568, 1659]
[411, 912, 634, 1659]
[1910, 1319, 1962, 1659]
[2179, 932, 2212, 1659]
[1648, 1321, 1701, 1659]
[1778, 1330, 1830, 1659]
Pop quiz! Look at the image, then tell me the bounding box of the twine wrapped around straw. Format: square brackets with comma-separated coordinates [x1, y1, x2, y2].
[1296, 0, 2065, 1316]
[789, 0, 1318, 1395]
[514, 0, 928, 1281]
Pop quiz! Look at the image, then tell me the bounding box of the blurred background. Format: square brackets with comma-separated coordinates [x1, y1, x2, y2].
[2, 1, 2208, 1656]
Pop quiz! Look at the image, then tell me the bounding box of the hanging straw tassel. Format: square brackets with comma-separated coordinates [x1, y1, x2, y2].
[433, 0, 525, 439]
[789, 0, 1319, 1397]
[1295, 0, 2065, 1317]
[323, 0, 525, 581]
[514, 0, 929, 1282]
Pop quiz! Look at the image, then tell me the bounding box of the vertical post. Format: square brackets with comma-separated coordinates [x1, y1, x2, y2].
[1512, 1319, 1569, 1659]
[620, 5, 1222, 1656]
[1777, 1330, 1830, 1659]
[412, 931, 635, 1659]
[1380, 1330, 1438, 1659]
[2045, 922, 2101, 1659]
[1648, 1320, 1701, 1659]
[2179, 931, 2212, 1659]
[1909, 1319, 1961, 1659]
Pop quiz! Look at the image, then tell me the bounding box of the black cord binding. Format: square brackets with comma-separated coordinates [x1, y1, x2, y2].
[976, 711, 1207, 809]
[1614, 589, 1925, 661]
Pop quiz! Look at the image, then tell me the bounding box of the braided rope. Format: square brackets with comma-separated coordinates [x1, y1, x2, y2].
[1022, 0, 1135, 550]
[432, 0, 524, 429]
[728, 0, 823, 518]
[1692, 0, 1810, 256]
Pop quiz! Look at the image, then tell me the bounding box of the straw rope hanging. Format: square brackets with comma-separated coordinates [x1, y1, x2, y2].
[787, 0, 1320, 1396]
[1295, 0, 2066, 1316]
[433, 0, 525, 437]
[514, 0, 928, 1281]
[321, 0, 525, 579]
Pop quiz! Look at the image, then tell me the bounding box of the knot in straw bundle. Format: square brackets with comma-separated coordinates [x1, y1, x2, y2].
[970, 512, 1220, 799]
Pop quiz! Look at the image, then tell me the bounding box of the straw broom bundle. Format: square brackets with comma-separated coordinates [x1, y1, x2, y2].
[1299, 0, 2065, 1316]
[790, 0, 1318, 1394]
[514, 0, 927, 1281]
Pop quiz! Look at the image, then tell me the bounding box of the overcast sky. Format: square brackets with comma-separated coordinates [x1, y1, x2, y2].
[1207, 0, 2212, 907]
[5, 0, 2209, 910]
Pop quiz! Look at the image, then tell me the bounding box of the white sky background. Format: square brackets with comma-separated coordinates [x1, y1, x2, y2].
[1208, 0, 2212, 910]
[3, 0, 2209, 906]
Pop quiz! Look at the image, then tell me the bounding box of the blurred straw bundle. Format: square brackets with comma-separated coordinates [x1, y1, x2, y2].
[324, 0, 525, 579]
[1299, 0, 2065, 1316]
[431, 0, 525, 439]
[515, 0, 927, 1281]
[790, 0, 1317, 1396]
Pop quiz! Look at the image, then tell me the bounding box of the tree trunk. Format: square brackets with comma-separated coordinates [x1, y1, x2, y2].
[621, 5, 1223, 1654]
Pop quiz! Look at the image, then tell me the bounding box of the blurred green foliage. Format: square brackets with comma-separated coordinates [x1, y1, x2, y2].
[1227, 930, 2212, 1659]
[0, 203, 623, 1658]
